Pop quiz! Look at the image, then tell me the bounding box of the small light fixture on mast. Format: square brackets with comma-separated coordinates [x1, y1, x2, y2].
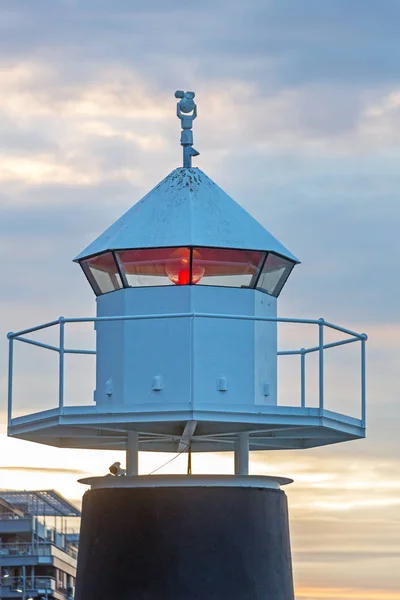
[175, 90, 200, 168]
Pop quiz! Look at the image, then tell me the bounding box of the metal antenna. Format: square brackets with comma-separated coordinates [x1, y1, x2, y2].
[175, 90, 200, 168]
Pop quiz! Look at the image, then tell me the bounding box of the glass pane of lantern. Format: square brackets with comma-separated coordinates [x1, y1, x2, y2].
[256, 253, 294, 297]
[192, 248, 265, 287]
[117, 247, 191, 287]
[81, 253, 123, 295]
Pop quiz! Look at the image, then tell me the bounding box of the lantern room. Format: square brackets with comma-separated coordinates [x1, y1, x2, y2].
[75, 166, 299, 296]
[80, 246, 294, 297]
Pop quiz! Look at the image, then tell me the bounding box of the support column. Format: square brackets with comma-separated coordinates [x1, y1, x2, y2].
[22, 565, 26, 600]
[234, 432, 249, 475]
[126, 431, 139, 476]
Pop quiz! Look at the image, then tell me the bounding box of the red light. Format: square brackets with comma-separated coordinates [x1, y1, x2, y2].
[165, 248, 205, 285]
[176, 268, 190, 285]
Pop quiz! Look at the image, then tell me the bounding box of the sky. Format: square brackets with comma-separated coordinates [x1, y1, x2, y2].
[0, 1, 399, 598]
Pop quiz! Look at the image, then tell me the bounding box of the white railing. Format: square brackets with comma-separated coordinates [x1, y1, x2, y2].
[0, 542, 77, 560]
[1, 575, 74, 598]
[7, 313, 367, 426]
[1, 575, 55, 589]
[0, 512, 22, 520]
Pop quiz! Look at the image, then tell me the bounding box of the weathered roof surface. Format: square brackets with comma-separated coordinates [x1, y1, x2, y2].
[75, 167, 299, 262]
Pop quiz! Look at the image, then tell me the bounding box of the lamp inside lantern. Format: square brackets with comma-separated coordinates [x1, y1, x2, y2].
[165, 248, 205, 285]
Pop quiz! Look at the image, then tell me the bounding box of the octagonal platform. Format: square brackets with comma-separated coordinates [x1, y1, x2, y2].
[7, 313, 366, 453]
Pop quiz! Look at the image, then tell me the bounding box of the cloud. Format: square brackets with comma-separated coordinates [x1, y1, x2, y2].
[0, 465, 85, 475]
[1, 0, 400, 92]
[295, 588, 400, 600]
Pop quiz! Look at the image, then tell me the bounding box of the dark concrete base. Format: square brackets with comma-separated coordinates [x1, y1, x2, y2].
[75, 484, 294, 600]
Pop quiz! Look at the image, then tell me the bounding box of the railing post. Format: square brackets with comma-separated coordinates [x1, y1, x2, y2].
[22, 564, 26, 600]
[318, 319, 325, 411]
[7, 334, 14, 427]
[361, 334, 367, 427]
[59, 317, 65, 414]
[300, 349, 306, 408]
[126, 431, 139, 476]
[234, 432, 249, 475]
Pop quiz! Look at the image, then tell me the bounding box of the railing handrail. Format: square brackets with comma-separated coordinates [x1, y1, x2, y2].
[0, 540, 78, 559]
[7, 314, 367, 360]
[1, 575, 56, 587]
[7, 313, 367, 429]
[8, 312, 368, 342]
[0, 541, 55, 546]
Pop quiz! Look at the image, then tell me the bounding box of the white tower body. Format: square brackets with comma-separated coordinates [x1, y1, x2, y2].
[85, 167, 290, 448]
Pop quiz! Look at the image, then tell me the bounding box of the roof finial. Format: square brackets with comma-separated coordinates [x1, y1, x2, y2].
[175, 90, 200, 168]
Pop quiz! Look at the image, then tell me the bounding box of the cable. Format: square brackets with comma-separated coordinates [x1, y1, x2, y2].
[148, 444, 190, 475]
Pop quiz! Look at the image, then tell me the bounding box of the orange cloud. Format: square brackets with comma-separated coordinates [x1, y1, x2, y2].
[296, 587, 400, 600]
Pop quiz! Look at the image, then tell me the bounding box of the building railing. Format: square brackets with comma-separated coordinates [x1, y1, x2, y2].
[0, 512, 22, 520]
[1, 576, 75, 599]
[0, 542, 78, 561]
[1, 575, 55, 589]
[0, 542, 37, 556]
[7, 313, 367, 427]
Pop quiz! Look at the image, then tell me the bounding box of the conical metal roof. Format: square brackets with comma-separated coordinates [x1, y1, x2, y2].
[75, 167, 299, 262]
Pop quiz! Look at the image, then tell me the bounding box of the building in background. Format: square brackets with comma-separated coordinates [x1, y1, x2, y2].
[0, 490, 80, 600]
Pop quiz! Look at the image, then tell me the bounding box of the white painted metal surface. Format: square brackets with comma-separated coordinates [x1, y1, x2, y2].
[74, 168, 299, 262]
[178, 421, 198, 452]
[234, 433, 250, 475]
[78, 474, 293, 490]
[5, 92, 367, 483]
[7, 312, 367, 452]
[7, 405, 365, 451]
[126, 431, 139, 476]
[94, 286, 278, 410]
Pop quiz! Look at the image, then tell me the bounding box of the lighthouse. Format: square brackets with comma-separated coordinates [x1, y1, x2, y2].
[7, 91, 367, 600]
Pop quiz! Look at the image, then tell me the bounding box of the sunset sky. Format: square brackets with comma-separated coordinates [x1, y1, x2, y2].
[0, 2, 400, 599]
